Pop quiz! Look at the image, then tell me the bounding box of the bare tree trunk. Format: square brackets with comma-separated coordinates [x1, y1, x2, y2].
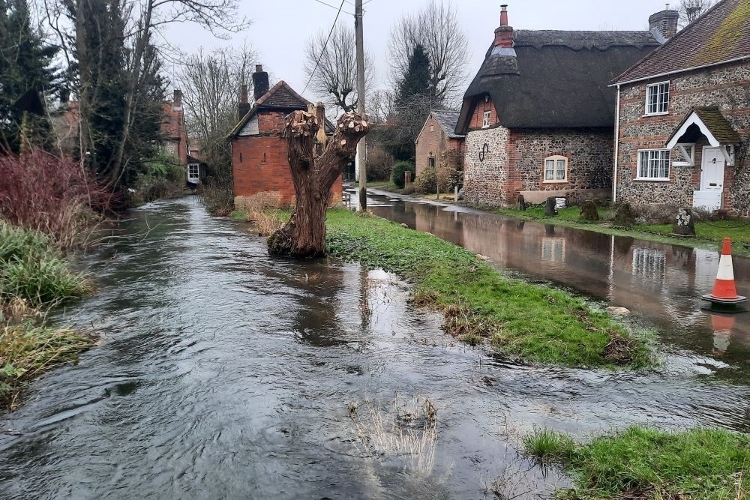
[267, 104, 369, 258]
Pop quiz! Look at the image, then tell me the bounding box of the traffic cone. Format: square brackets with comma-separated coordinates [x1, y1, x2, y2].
[710, 312, 734, 356]
[702, 237, 747, 305]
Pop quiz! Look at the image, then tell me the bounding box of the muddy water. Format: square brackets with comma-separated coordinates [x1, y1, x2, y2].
[1, 197, 749, 500]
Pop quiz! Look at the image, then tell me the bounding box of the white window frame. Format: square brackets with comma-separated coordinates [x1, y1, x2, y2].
[543, 155, 568, 183]
[187, 163, 200, 182]
[636, 149, 671, 181]
[482, 111, 491, 128]
[645, 81, 670, 115]
[672, 143, 695, 167]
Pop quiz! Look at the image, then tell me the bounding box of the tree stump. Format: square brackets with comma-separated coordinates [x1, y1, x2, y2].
[516, 194, 527, 211]
[544, 196, 557, 216]
[579, 200, 600, 221]
[612, 203, 636, 229]
[267, 103, 370, 258]
[672, 208, 696, 236]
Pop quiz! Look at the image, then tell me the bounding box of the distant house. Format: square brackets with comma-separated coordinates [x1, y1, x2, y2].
[455, 5, 668, 207]
[228, 65, 339, 207]
[415, 110, 464, 178]
[612, 0, 750, 215]
[160, 90, 188, 169]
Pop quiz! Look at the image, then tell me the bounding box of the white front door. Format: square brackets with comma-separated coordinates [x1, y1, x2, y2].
[693, 146, 725, 211]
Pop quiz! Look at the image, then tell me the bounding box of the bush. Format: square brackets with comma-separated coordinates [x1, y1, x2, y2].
[414, 167, 437, 194]
[391, 161, 415, 189]
[0, 148, 108, 249]
[366, 145, 394, 182]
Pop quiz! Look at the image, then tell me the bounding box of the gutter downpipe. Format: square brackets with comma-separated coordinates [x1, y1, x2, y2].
[613, 84, 621, 204]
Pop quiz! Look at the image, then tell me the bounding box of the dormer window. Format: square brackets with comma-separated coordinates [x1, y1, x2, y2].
[646, 81, 669, 115]
[482, 111, 491, 128]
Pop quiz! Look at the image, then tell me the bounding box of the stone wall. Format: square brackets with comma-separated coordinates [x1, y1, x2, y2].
[509, 128, 613, 203]
[463, 126, 510, 207]
[616, 60, 750, 214]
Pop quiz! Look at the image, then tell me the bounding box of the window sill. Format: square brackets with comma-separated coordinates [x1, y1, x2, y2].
[672, 162, 694, 167]
[542, 180, 568, 184]
[643, 112, 669, 117]
[634, 177, 670, 182]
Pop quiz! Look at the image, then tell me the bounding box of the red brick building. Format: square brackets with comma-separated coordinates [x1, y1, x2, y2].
[613, 0, 750, 215]
[228, 65, 340, 207]
[455, 5, 666, 207]
[161, 90, 188, 167]
[415, 110, 464, 178]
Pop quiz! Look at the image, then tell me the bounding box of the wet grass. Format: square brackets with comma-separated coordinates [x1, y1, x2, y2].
[325, 209, 653, 368]
[496, 206, 750, 257]
[0, 322, 94, 411]
[524, 426, 750, 499]
[1, 222, 94, 412]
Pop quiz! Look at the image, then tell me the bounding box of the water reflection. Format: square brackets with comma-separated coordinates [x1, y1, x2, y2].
[368, 194, 750, 363]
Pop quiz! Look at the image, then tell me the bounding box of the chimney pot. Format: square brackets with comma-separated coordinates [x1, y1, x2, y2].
[173, 89, 182, 109]
[494, 5, 513, 48]
[238, 84, 251, 120]
[500, 4, 508, 26]
[252, 65, 270, 101]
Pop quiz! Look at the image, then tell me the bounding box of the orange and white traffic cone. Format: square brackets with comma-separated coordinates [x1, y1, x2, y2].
[702, 237, 747, 305]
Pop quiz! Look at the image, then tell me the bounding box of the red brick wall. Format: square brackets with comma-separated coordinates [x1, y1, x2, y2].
[232, 112, 342, 207]
[468, 97, 498, 131]
[415, 115, 443, 177]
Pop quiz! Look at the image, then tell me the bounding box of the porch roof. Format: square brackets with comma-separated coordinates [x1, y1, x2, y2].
[666, 106, 741, 148]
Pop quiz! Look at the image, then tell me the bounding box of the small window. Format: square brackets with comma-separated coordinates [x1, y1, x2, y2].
[637, 149, 670, 180]
[187, 164, 200, 182]
[543, 155, 567, 182]
[673, 143, 695, 167]
[482, 111, 491, 128]
[428, 156, 435, 168]
[646, 81, 669, 115]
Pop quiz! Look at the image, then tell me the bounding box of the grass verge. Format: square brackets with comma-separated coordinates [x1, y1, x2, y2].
[1, 223, 95, 412]
[496, 206, 750, 257]
[325, 209, 653, 368]
[524, 426, 750, 499]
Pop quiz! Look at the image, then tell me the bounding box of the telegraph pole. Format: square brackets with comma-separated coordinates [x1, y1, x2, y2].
[355, 0, 367, 211]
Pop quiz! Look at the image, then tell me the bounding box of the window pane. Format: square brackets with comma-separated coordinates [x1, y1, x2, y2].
[556, 160, 566, 180]
[545, 160, 554, 180]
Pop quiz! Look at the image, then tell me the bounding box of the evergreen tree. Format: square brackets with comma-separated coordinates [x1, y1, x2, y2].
[385, 44, 432, 163]
[0, 0, 58, 152]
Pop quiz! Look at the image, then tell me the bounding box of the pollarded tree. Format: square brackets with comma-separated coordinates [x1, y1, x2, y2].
[267, 104, 369, 258]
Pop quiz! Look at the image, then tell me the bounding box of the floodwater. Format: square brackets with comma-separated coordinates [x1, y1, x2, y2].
[1, 196, 749, 500]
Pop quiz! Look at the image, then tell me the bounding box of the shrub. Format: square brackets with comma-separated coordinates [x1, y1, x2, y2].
[0, 148, 108, 249]
[367, 144, 394, 182]
[414, 167, 437, 194]
[391, 161, 415, 189]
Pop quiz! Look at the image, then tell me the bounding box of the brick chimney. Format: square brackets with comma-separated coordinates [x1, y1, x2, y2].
[238, 84, 251, 120]
[494, 4, 514, 48]
[252, 65, 270, 101]
[649, 7, 679, 39]
[173, 89, 182, 110]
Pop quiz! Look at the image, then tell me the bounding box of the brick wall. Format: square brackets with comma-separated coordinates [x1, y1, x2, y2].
[415, 115, 464, 177]
[616, 60, 750, 214]
[232, 110, 342, 208]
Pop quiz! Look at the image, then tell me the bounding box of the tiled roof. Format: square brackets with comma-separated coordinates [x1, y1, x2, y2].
[668, 106, 742, 145]
[456, 30, 661, 132]
[228, 80, 334, 139]
[431, 110, 463, 139]
[615, 0, 750, 84]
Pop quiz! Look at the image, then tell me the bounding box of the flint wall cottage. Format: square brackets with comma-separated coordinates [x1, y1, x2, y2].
[455, 5, 668, 207]
[613, 0, 750, 215]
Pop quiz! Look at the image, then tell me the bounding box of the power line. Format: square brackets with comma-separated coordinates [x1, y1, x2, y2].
[312, 0, 353, 16]
[303, 0, 347, 94]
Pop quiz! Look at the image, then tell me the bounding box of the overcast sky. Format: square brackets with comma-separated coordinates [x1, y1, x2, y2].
[165, 0, 674, 102]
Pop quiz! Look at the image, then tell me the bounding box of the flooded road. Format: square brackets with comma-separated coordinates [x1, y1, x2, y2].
[367, 192, 750, 366]
[1, 197, 749, 500]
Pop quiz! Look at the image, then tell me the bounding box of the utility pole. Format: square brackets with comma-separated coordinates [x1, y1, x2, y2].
[355, 0, 367, 211]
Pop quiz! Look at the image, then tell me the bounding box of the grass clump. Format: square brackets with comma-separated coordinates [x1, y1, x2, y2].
[0, 223, 94, 412]
[325, 209, 652, 368]
[0, 322, 93, 411]
[524, 426, 750, 499]
[0, 223, 90, 308]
